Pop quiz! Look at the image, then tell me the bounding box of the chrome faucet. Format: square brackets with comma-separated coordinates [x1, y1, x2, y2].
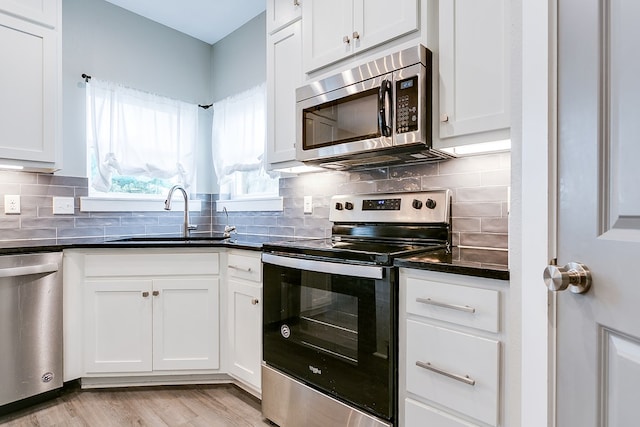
[222, 206, 236, 238]
[164, 185, 197, 237]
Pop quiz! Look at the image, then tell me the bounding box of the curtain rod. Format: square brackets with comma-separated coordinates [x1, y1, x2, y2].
[81, 73, 212, 109]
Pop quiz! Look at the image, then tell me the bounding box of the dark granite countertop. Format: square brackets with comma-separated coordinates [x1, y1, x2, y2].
[395, 247, 509, 280]
[0, 238, 508, 280]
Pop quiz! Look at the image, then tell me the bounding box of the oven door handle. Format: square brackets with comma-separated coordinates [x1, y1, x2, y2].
[261, 253, 384, 279]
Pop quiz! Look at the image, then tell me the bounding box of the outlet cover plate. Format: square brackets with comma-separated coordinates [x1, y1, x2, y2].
[4, 195, 20, 214]
[53, 197, 75, 214]
[303, 196, 313, 214]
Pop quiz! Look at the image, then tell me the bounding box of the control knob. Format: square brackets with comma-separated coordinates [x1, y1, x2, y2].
[345, 202, 354, 210]
[425, 198, 437, 209]
[412, 199, 423, 209]
[335, 202, 343, 211]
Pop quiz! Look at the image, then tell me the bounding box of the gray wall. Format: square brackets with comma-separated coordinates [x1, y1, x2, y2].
[61, 0, 214, 191]
[210, 13, 266, 102]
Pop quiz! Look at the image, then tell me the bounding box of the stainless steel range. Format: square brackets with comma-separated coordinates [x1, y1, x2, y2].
[261, 190, 451, 427]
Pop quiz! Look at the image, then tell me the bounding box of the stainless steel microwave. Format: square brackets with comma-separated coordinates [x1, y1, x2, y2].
[295, 45, 452, 170]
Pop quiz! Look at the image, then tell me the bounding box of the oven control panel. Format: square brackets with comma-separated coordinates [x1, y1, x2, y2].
[330, 190, 451, 224]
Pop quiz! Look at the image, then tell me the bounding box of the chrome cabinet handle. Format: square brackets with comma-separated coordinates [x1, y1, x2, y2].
[352, 31, 360, 40]
[228, 264, 252, 273]
[440, 113, 449, 122]
[416, 297, 476, 314]
[251, 298, 259, 305]
[416, 360, 476, 386]
[543, 261, 592, 294]
[343, 35, 350, 44]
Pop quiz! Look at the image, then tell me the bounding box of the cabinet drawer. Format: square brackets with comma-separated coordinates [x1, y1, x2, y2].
[406, 320, 499, 426]
[227, 252, 262, 282]
[405, 277, 499, 333]
[85, 252, 219, 277]
[405, 398, 480, 427]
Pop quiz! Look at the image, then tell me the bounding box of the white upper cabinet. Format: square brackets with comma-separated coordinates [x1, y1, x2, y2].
[436, 0, 510, 144]
[0, 1, 60, 170]
[302, 0, 419, 73]
[266, 19, 303, 168]
[0, 0, 58, 28]
[267, 0, 302, 34]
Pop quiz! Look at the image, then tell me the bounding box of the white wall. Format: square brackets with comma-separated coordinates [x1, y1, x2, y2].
[61, 0, 214, 191]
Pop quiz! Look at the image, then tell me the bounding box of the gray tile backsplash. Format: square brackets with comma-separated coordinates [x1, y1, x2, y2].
[0, 151, 510, 250]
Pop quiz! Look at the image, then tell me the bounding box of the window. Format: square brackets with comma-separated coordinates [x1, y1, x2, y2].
[211, 83, 279, 200]
[86, 79, 198, 198]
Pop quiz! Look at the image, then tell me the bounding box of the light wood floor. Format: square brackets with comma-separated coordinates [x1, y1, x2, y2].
[0, 383, 273, 427]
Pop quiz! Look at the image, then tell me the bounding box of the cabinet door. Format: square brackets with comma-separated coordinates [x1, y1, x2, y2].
[267, 0, 301, 34]
[302, 0, 353, 73]
[354, 0, 419, 52]
[227, 279, 262, 391]
[0, 0, 58, 28]
[438, 0, 510, 139]
[152, 278, 220, 371]
[84, 279, 153, 374]
[0, 13, 57, 165]
[267, 20, 303, 167]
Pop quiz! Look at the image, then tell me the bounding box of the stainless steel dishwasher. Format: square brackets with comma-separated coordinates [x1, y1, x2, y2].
[0, 252, 63, 410]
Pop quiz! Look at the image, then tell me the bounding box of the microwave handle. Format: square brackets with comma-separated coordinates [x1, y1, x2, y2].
[378, 79, 393, 137]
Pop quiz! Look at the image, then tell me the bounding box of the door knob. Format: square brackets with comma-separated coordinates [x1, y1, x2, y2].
[543, 262, 592, 294]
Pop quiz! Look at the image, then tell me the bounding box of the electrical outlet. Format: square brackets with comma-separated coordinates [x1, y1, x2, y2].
[4, 195, 20, 214]
[303, 196, 313, 214]
[53, 197, 75, 214]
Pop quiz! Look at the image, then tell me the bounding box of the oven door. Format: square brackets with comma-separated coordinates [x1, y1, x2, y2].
[262, 253, 397, 421]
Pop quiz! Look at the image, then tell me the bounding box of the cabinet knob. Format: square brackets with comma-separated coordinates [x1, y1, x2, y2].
[343, 35, 350, 44]
[142, 291, 149, 297]
[440, 113, 449, 122]
[352, 31, 360, 40]
[251, 298, 259, 305]
[293, 0, 300, 6]
[152, 290, 160, 296]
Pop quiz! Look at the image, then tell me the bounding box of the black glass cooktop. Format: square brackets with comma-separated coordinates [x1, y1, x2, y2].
[262, 238, 448, 266]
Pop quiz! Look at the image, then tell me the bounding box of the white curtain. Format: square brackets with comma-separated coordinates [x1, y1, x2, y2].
[86, 79, 198, 193]
[211, 83, 267, 187]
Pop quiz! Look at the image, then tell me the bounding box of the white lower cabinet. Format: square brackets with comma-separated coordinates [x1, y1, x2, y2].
[399, 268, 509, 427]
[226, 250, 262, 395]
[75, 249, 220, 378]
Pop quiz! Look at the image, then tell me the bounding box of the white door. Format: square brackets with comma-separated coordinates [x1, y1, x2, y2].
[553, 0, 640, 425]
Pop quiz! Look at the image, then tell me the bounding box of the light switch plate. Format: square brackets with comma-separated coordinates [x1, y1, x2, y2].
[303, 195, 313, 214]
[4, 195, 20, 214]
[53, 197, 75, 214]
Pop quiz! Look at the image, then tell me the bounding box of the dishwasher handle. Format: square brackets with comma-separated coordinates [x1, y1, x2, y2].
[0, 263, 59, 278]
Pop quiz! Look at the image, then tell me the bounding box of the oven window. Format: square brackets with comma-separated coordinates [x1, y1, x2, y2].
[302, 88, 380, 150]
[298, 273, 359, 363]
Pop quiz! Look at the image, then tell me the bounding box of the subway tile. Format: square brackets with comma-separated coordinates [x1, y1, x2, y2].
[37, 175, 88, 187]
[0, 218, 20, 229]
[375, 178, 421, 193]
[76, 217, 122, 227]
[145, 225, 183, 235]
[104, 226, 147, 237]
[20, 184, 75, 197]
[453, 202, 503, 218]
[21, 217, 75, 229]
[452, 218, 481, 233]
[421, 173, 482, 190]
[459, 232, 508, 249]
[438, 154, 504, 175]
[0, 184, 21, 194]
[458, 248, 508, 266]
[389, 162, 438, 179]
[349, 168, 388, 181]
[58, 227, 105, 238]
[481, 170, 510, 186]
[0, 171, 38, 184]
[121, 216, 160, 226]
[455, 186, 509, 203]
[0, 228, 57, 240]
[482, 217, 509, 233]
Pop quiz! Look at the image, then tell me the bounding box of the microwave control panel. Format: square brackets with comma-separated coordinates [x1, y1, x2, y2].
[396, 76, 419, 134]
